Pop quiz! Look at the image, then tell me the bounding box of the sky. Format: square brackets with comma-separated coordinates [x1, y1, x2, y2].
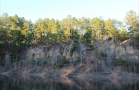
[0, 0, 138, 22]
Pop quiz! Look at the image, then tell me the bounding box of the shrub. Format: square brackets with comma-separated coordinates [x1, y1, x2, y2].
[99, 50, 107, 57]
[114, 59, 130, 66]
[54, 56, 67, 68]
[70, 43, 78, 55]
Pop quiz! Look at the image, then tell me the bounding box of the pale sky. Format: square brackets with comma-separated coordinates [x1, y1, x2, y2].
[0, 0, 138, 22]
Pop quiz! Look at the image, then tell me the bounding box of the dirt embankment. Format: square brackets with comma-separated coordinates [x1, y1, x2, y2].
[1, 39, 139, 80]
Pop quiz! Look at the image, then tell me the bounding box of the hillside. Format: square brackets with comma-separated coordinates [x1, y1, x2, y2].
[1, 39, 139, 80]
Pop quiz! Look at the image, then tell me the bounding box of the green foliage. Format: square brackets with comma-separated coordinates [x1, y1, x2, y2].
[82, 30, 92, 47]
[99, 50, 107, 57]
[54, 56, 67, 68]
[90, 17, 104, 40]
[70, 30, 80, 55]
[57, 30, 66, 44]
[61, 55, 67, 64]
[125, 10, 139, 43]
[114, 59, 130, 66]
[105, 19, 119, 40]
[9, 30, 25, 62]
[117, 30, 130, 41]
[93, 47, 100, 59]
[70, 43, 78, 55]
[135, 33, 139, 43]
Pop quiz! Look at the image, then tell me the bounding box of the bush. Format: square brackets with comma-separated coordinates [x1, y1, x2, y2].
[70, 43, 78, 55]
[99, 50, 107, 57]
[114, 59, 130, 66]
[54, 56, 68, 68]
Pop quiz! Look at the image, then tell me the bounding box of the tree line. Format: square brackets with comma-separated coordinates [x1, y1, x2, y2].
[0, 10, 139, 65]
